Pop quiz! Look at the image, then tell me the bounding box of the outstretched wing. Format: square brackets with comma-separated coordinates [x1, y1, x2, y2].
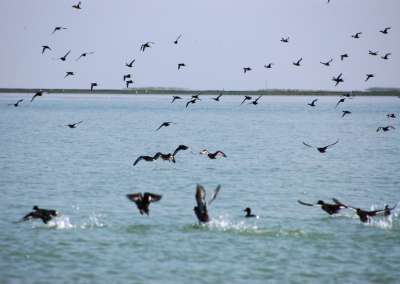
[332, 198, 348, 208]
[208, 185, 221, 206]
[195, 184, 206, 206]
[302, 142, 314, 149]
[215, 151, 227, 158]
[297, 200, 314, 207]
[133, 156, 144, 166]
[144, 192, 162, 203]
[325, 139, 339, 149]
[173, 145, 189, 156]
[126, 193, 142, 203]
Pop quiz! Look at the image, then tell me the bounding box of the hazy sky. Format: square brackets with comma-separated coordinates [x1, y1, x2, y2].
[0, 0, 399, 91]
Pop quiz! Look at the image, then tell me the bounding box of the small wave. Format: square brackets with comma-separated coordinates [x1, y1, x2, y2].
[44, 213, 106, 230]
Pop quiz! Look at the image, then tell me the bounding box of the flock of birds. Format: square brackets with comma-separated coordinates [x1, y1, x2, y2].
[8, 1, 398, 226]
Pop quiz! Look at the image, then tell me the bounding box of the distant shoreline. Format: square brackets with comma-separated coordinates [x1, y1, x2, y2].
[0, 88, 399, 96]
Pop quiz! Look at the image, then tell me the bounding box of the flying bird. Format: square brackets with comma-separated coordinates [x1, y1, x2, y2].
[58, 50, 71, 61]
[186, 98, 197, 108]
[340, 53, 349, 61]
[72, 1, 82, 9]
[17, 206, 59, 224]
[380, 27, 391, 34]
[194, 184, 221, 223]
[200, 149, 227, 159]
[335, 97, 346, 108]
[133, 153, 159, 166]
[243, 67, 252, 74]
[332, 73, 344, 86]
[251, 95, 262, 105]
[155, 122, 175, 131]
[90, 83, 98, 92]
[341, 110, 351, 118]
[351, 32, 362, 39]
[293, 58, 302, 66]
[381, 53, 391, 60]
[66, 121, 83, 128]
[76, 52, 94, 61]
[264, 63, 274, 69]
[240, 95, 252, 105]
[31, 91, 45, 102]
[368, 50, 378, 56]
[52, 26, 67, 34]
[212, 93, 223, 101]
[140, 42, 154, 52]
[365, 74, 374, 82]
[41, 45, 51, 54]
[171, 96, 182, 103]
[174, 34, 182, 44]
[8, 99, 24, 107]
[308, 99, 318, 107]
[302, 140, 339, 153]
[320, 58, 333, 66]
[297, 199, 347, 215]
[126, 193, 162, 215]
[178, 63, 186, 70]
[376, 126, 395, 132]
[126, 80, 133, 88]
[125, 59, 135, 68]
[123, 74, 131, 81]
[281, 37, 289, 43]
[64, 71, 74, 78]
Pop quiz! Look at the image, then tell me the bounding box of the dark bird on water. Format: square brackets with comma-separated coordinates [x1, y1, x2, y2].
[59, 50, 71, 61]
[178, 63, 186, 70]
[64, 71, 74, 78]
[332, 73, 344, 86]
[126, 192, 162, 215]
[140, 41, 154, 52]
[380, 27, 391, 34]
[17, 206, 59, 224]
[241, 96, 252, 105]
[368, 50, 378, 56]
[337, 199, 397, 223]
[200, 149, 227, 159]
[381, 53, 391, 60]
[76, 52, 94, 61]
[72, 1, 82, 9]
[351, 32, 362, 39]
[52, 26, 67, 34]
[340, 53, 349, 61]
[155, 122, 175, 131]
[303, 140, 339, 153]
[212, 93, 223, 101]
[126, 80, 133, 88]
[365, 74, 374, 82]
[251, 95, 262, 105]
[125, 59, 135, 68]
[31, 91, 45, 102]
[171, 96, 182, 103]
[174, 34, 182, 44]
[320, 58, 333, 66]
[342, 110, 351, 118]
[90, 83, 98, 92]
[293, 58, 303, 66]
[41, 45, 51, 54]
[297, 199, 347, 215]
[66, 121, 83, 128]
[335, 97, 345, 108]
[281, 37, 289, 43]
[264, 63, 274, 69]
[244, 208, 257, 218]
[243, 67, 252, 74]
[8, 99, 24, 107]
[308, 99, 318, 107]
[194, 184, 221, 223]
[376, 126, 395, 132]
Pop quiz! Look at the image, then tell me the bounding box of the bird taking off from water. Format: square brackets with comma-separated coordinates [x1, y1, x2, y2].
[194, 184, 221, 223]
[17, 206, 59, 224]
[8, 99, 24, 107]
[297, 199, 347, 215]
[126, 193, 162, 215]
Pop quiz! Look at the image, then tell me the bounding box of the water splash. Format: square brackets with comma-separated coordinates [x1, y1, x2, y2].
[44, 213, 106, 230]
[47, 215, 74, 229]
[202, 214, 260, 233]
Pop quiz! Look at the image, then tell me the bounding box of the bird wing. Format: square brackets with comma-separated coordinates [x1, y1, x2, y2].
[332, 198, 348, 208]
[302, 142, 314, 149]
[173, 145, 189, 156]
[325, 140, 339, 149]
[311, 99, 318, 104]
[176, 34, 182, 41]
[240, 98, 247, 105]
[208, 185, 221, 206]
[126, 193, 142, 203]
[155, 124, 164, 131]
[133, 156, 145, 166]
[144, 192, 162, 203]
[297, 200, 314, 207]
[185, 100, 192, 108]
[335, 99, 343, 108]
[215, 151, 227, 158]
[196, 184, 206, 206]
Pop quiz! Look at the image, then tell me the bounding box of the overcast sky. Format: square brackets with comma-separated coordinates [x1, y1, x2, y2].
[0, 0, 399, 91]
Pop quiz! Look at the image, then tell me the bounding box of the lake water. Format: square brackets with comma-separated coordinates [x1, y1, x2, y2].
[0, 93, 399, 283]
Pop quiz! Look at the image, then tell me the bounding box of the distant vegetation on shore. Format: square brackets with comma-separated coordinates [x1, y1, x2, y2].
[0, 87, 399, 96]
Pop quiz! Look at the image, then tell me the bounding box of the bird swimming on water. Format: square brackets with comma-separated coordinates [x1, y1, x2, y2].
[297, 199, 347, 215]
[302, 140, 339, 153]
[17, 206, 59, 224]
[126, 192, 162, 215]
[194, 184, 221, 223]
[386, 113, 396, 119]
[200, 149, 227, 159]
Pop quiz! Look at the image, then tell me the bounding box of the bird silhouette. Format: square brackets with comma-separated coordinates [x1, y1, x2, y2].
[200, 149, 227, 159]
[297, 199, 347, 215]
[125, 59, 135, 68]
[320, 58, 333, 66]
[308, 99, 318, 107]
[376, 126, 395, 132]
[90, 83, 98, 92]
[64, 71, 74, 78]
[351, 32, 362, 39]
[66, 121, 83, 128]
[380, 27, 391, 34]
[72, 1, 82, 9]
[332, 73, 344, 86]
[293, 58, 302, 66]
[194, 184, 221, 223]
[52, 26, 67, 34]
[381, 53, 391, 60]
[186, 98, 197, 108]
[133, 153, 159, 166]
[178, 63, 186, 70]
[123, 74, 131, 81]
[244, 208, 257, 218]
[58, 50, 71, 61]
[212, 93, 223, 101]
[240, 96, 252, 105]
[155, 122, 175, 131]
[18, 206, 59, 224]
[251, 95, 262, 105]
[140, 42, 154, 52]
[341, 110, 351, 118]
[368, 50, 378, 56]
[365, 74, 374, 82]
[303, 140, 339, 153]
[171, 96, 182, 103]
[340, 53, 349, 61]
[386, 113, 396, 118]
[281, 37, 289, 43]
[126, 193, 162, 215]
[76, 52, 94, 61]
[41, 45, 51, 54]
[8, 99, 24, 107]
[264, 63, 274, 69]
[174, 34, 182, 44]
[243, 67, 252, 74]
[335, 97, 345, 108]
[126, 80, 133, 88]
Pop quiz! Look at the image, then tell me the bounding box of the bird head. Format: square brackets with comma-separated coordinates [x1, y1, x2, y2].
[317, 200, 324, 205]
[33, 206, 39, 210]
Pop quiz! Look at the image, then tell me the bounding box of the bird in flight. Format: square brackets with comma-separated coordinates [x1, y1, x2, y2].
[351, 32, 362, 39]
[365, 74, 374, 82]
[240, 95, 252, 105]
[243, 67, 252, 74]
[125, 59, 135, 68]
[341, 110, 351, 118]
[308, 99, 318, 107]
[332, 73, 344, 86]
[368, 50, 378, 56]
[66, 121, 83, 128]
[340, 53, 349, 61]
[126, 193, 162, 215]
[155, 122, 175, 131]
[264, 63, 274, 69]
[41, 45, 51, 54]
[31, 91, 45, 102]
[178, 63, 186, 70]
[8, 99, 24, 107]
[335, 97, 346, 108]
[281, 37, 289, 43]
[123, 74, 131, 81]
[17, 206, 59, 224]
[90, 83, 98, 92]
[76, 52, 94, 61]
[171, 96, 182, 103]
[126, 80, 133, 88]
[140, 42, 154, 52]
[380, 27, 391, 34]
[58, 50, 71, 61]
[200, 149, 227, 159]
[186, 98, 197, 108]
[293, 58, 302, 66]
[212, 93, 223, 102]
[386, 113, 396, 119]
[194, 184, 221, 223]
[64, 71, 74, 78]
[72, 1, 82, 9]
[52, 26, 67, 34]
[320, 58, 333, 66]
[251, 95, 262, 105]
[174, 34, 182, 44]
[376, 126, 395, 132]
[297, 199, 348, 215]
[302, 140, 339, 153]
[381, 53, 391, 60]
